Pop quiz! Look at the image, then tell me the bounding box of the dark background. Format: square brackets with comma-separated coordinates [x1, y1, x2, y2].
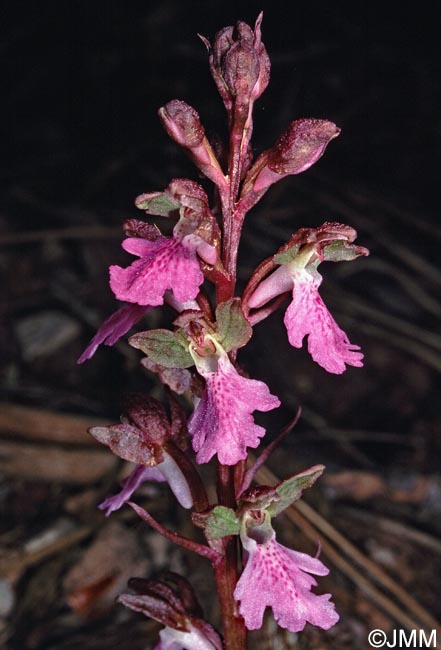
[1, 1, 440, 649]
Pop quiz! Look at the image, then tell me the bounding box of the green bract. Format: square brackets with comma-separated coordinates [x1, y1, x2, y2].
[194, 506, 241, 539]
[129, 329, 193, 368]
[268, 464, 325, 517]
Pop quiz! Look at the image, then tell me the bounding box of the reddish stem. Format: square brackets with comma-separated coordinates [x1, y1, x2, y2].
[215, 463, 246, 649]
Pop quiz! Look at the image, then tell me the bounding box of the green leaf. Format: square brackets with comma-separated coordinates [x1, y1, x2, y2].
[323, 241, 369, 262]
[135, 192, 181, 217]
[274, 243, 300, 265]
[215, 299, 252, 352]
[129, 329, 193, 368]
[196, 506, 241, 539]
[268, 464, 325, 517]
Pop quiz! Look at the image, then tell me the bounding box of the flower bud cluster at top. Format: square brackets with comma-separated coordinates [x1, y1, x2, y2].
[77, 13, 369, 649]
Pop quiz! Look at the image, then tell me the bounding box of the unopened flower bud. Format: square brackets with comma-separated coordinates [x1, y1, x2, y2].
[159, 100, 205, 149]
[223, 41, 260, 101]
[268, 119, 340, 174]
[204, 13, 270, 112]
[252, 118, 340, 192]
[159, 102, 227, 190]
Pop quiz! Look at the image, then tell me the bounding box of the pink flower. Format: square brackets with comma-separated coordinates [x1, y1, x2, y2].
[249, 265, 363, 374]
[77, 303, 148, 363]
[284, 268, 363, 374]
[188, 350, 280, 465]
[234, 527, 339, 633]
[110, 233, 216, 307]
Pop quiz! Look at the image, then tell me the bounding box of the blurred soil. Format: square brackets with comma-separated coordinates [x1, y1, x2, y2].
[1, 1, 440, 648]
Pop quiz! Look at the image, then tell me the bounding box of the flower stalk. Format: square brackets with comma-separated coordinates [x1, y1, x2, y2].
[78, 13, 369, 649]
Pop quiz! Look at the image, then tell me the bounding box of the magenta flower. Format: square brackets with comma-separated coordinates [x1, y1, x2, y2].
[110, 232, 216, 307]
[234, 526, 339, 633]
[77, 303, 148, 363]
[188, 345, 280, 465]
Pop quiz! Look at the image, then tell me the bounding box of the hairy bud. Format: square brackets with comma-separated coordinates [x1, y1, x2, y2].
[159, 100, 205, 149]
[251, 119, 341, 193]
[204, 12, 270, 113]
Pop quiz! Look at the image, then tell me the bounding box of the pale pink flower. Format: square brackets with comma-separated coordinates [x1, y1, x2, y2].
[99, 464, 165, 516]
[99, 452, 193, 516]
[110, 233, 216, 306]
[249, 265, 363, 374]
[77, 303, 148, 363]
[234, 527, 339, 633]
[284, 268, 363, 374]
[188, 351, 280, 465]
[155, 624, 220, 650]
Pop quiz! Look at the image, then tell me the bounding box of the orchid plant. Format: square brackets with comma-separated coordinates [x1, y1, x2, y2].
[79, 13, 368, 649]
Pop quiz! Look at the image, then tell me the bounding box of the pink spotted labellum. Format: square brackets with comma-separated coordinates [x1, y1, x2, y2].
[188, 337, 280, 465]
[234, 511, 339, 633]
[248, 223, 369, 374]
[110, 229, 216, 307]
[110, 180, 217, 307]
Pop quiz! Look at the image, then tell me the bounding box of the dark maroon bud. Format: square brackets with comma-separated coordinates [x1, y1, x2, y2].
[118, 591, 189, 630]
[124, 394, 170, 444]
[203, 13, 270, 110]
[252, 118, 340, 192]
[159, 100, 205, 148]
[166, 178, 209, 214]
[223, 41, 260, 100]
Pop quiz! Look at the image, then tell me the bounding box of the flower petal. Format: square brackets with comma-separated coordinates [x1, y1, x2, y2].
[77, 303, 148, 363]
[99, 452, 193, 515]
[99, 464, 165, 516]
